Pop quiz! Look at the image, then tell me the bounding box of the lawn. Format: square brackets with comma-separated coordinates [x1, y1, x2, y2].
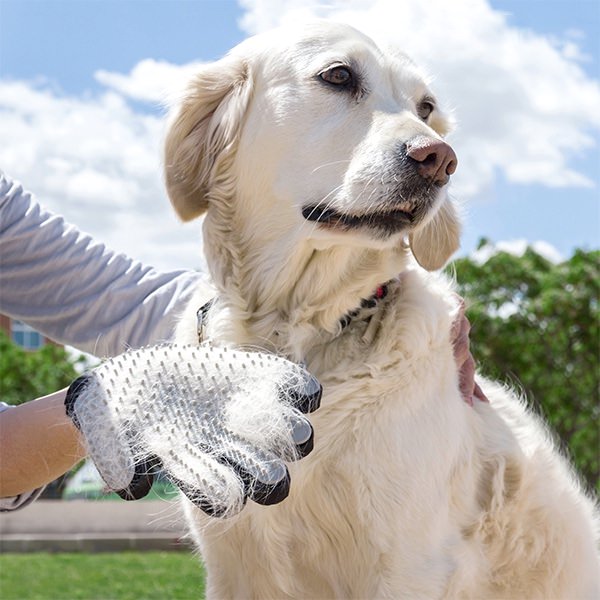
[0, 552, 205, 599]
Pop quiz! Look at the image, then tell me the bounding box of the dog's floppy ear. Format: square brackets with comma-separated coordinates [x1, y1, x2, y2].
[409, 200, 461, 271]
[164, 53, 252, 221]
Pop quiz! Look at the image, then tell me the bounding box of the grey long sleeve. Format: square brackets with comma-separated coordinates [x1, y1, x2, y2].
[0, 172, 205, 356]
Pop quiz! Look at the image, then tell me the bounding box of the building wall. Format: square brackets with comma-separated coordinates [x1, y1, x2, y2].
[0, 315, 60, 350]
[0, 314, 10, 337]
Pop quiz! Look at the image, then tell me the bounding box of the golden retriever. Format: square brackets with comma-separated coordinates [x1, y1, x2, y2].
[165, 21, 599, 599]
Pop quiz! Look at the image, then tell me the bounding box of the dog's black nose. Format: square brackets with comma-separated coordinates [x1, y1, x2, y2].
[406, 137, 457, 186]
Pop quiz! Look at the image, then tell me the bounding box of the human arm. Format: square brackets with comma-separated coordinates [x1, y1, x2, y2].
[0, 390, 85, 498]
[0, 172, 204, 356]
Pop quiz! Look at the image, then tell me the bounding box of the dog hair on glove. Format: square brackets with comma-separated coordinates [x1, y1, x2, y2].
[65, 343, 321, 517]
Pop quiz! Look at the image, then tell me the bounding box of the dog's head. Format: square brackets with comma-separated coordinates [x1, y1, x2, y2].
[165, 21, 460, 274]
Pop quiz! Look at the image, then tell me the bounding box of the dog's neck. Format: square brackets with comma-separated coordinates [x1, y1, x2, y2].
[202, 214, 409, 360]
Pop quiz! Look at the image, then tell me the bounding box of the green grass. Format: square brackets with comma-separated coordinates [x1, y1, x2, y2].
[0, 552, 205, 600]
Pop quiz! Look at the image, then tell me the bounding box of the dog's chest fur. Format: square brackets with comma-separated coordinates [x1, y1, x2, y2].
[181, 271, 481, 598]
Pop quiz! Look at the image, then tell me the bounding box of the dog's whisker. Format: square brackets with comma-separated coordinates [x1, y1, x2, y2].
[352, 175, 377, 207]
[310, 160, 352, 174]
[294, 184, 344, 217]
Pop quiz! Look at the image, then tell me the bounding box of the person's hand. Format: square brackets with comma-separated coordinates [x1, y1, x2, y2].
[65, 343, 321, 517]
[452, 299, 488, 406]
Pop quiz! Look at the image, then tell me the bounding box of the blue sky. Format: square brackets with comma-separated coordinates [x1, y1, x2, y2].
[0, 0, 598, 270]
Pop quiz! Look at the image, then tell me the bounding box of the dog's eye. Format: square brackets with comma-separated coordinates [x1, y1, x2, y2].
[417, 99, 435, 121]
[319, 65, 354, 87]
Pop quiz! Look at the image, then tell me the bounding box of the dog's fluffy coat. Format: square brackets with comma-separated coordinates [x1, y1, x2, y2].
[166, 22, 599, 599]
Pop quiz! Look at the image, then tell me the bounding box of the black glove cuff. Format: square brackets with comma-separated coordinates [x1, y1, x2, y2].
[64, 374, 92, 430]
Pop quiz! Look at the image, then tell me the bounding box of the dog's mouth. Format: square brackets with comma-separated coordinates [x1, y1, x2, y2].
[302, 204, 415, 236]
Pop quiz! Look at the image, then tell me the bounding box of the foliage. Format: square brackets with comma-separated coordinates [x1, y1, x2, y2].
[0, 331, 87, 406]
[450, 242, 599, 493]
[0, 552, 205, 599]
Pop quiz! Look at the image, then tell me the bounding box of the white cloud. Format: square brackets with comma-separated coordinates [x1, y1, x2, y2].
[531, 241, 565, 264]
[471, 239, 563, 264]
[95, 59, 204, 105]
[0, 78, 204, 272]
[239, 0, 600, 199]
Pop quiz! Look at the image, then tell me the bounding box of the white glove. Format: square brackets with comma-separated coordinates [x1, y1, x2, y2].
[65, 343, 321, 517]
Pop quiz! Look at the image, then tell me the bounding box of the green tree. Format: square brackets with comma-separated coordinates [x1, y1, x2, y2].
[0, 331, 87, 406]
[450, 242, 599, 493]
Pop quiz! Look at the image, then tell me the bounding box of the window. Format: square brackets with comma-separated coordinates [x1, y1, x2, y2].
[11, 320, 45, 350]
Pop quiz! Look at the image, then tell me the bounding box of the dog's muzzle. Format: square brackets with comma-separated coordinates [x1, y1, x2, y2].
[302, 135, 457, 238]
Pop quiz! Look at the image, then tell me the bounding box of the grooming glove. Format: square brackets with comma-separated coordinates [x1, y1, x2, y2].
[65, 343, 321, 517]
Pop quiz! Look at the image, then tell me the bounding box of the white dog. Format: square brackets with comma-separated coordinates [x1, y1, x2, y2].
[165, 21, 599, 599]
